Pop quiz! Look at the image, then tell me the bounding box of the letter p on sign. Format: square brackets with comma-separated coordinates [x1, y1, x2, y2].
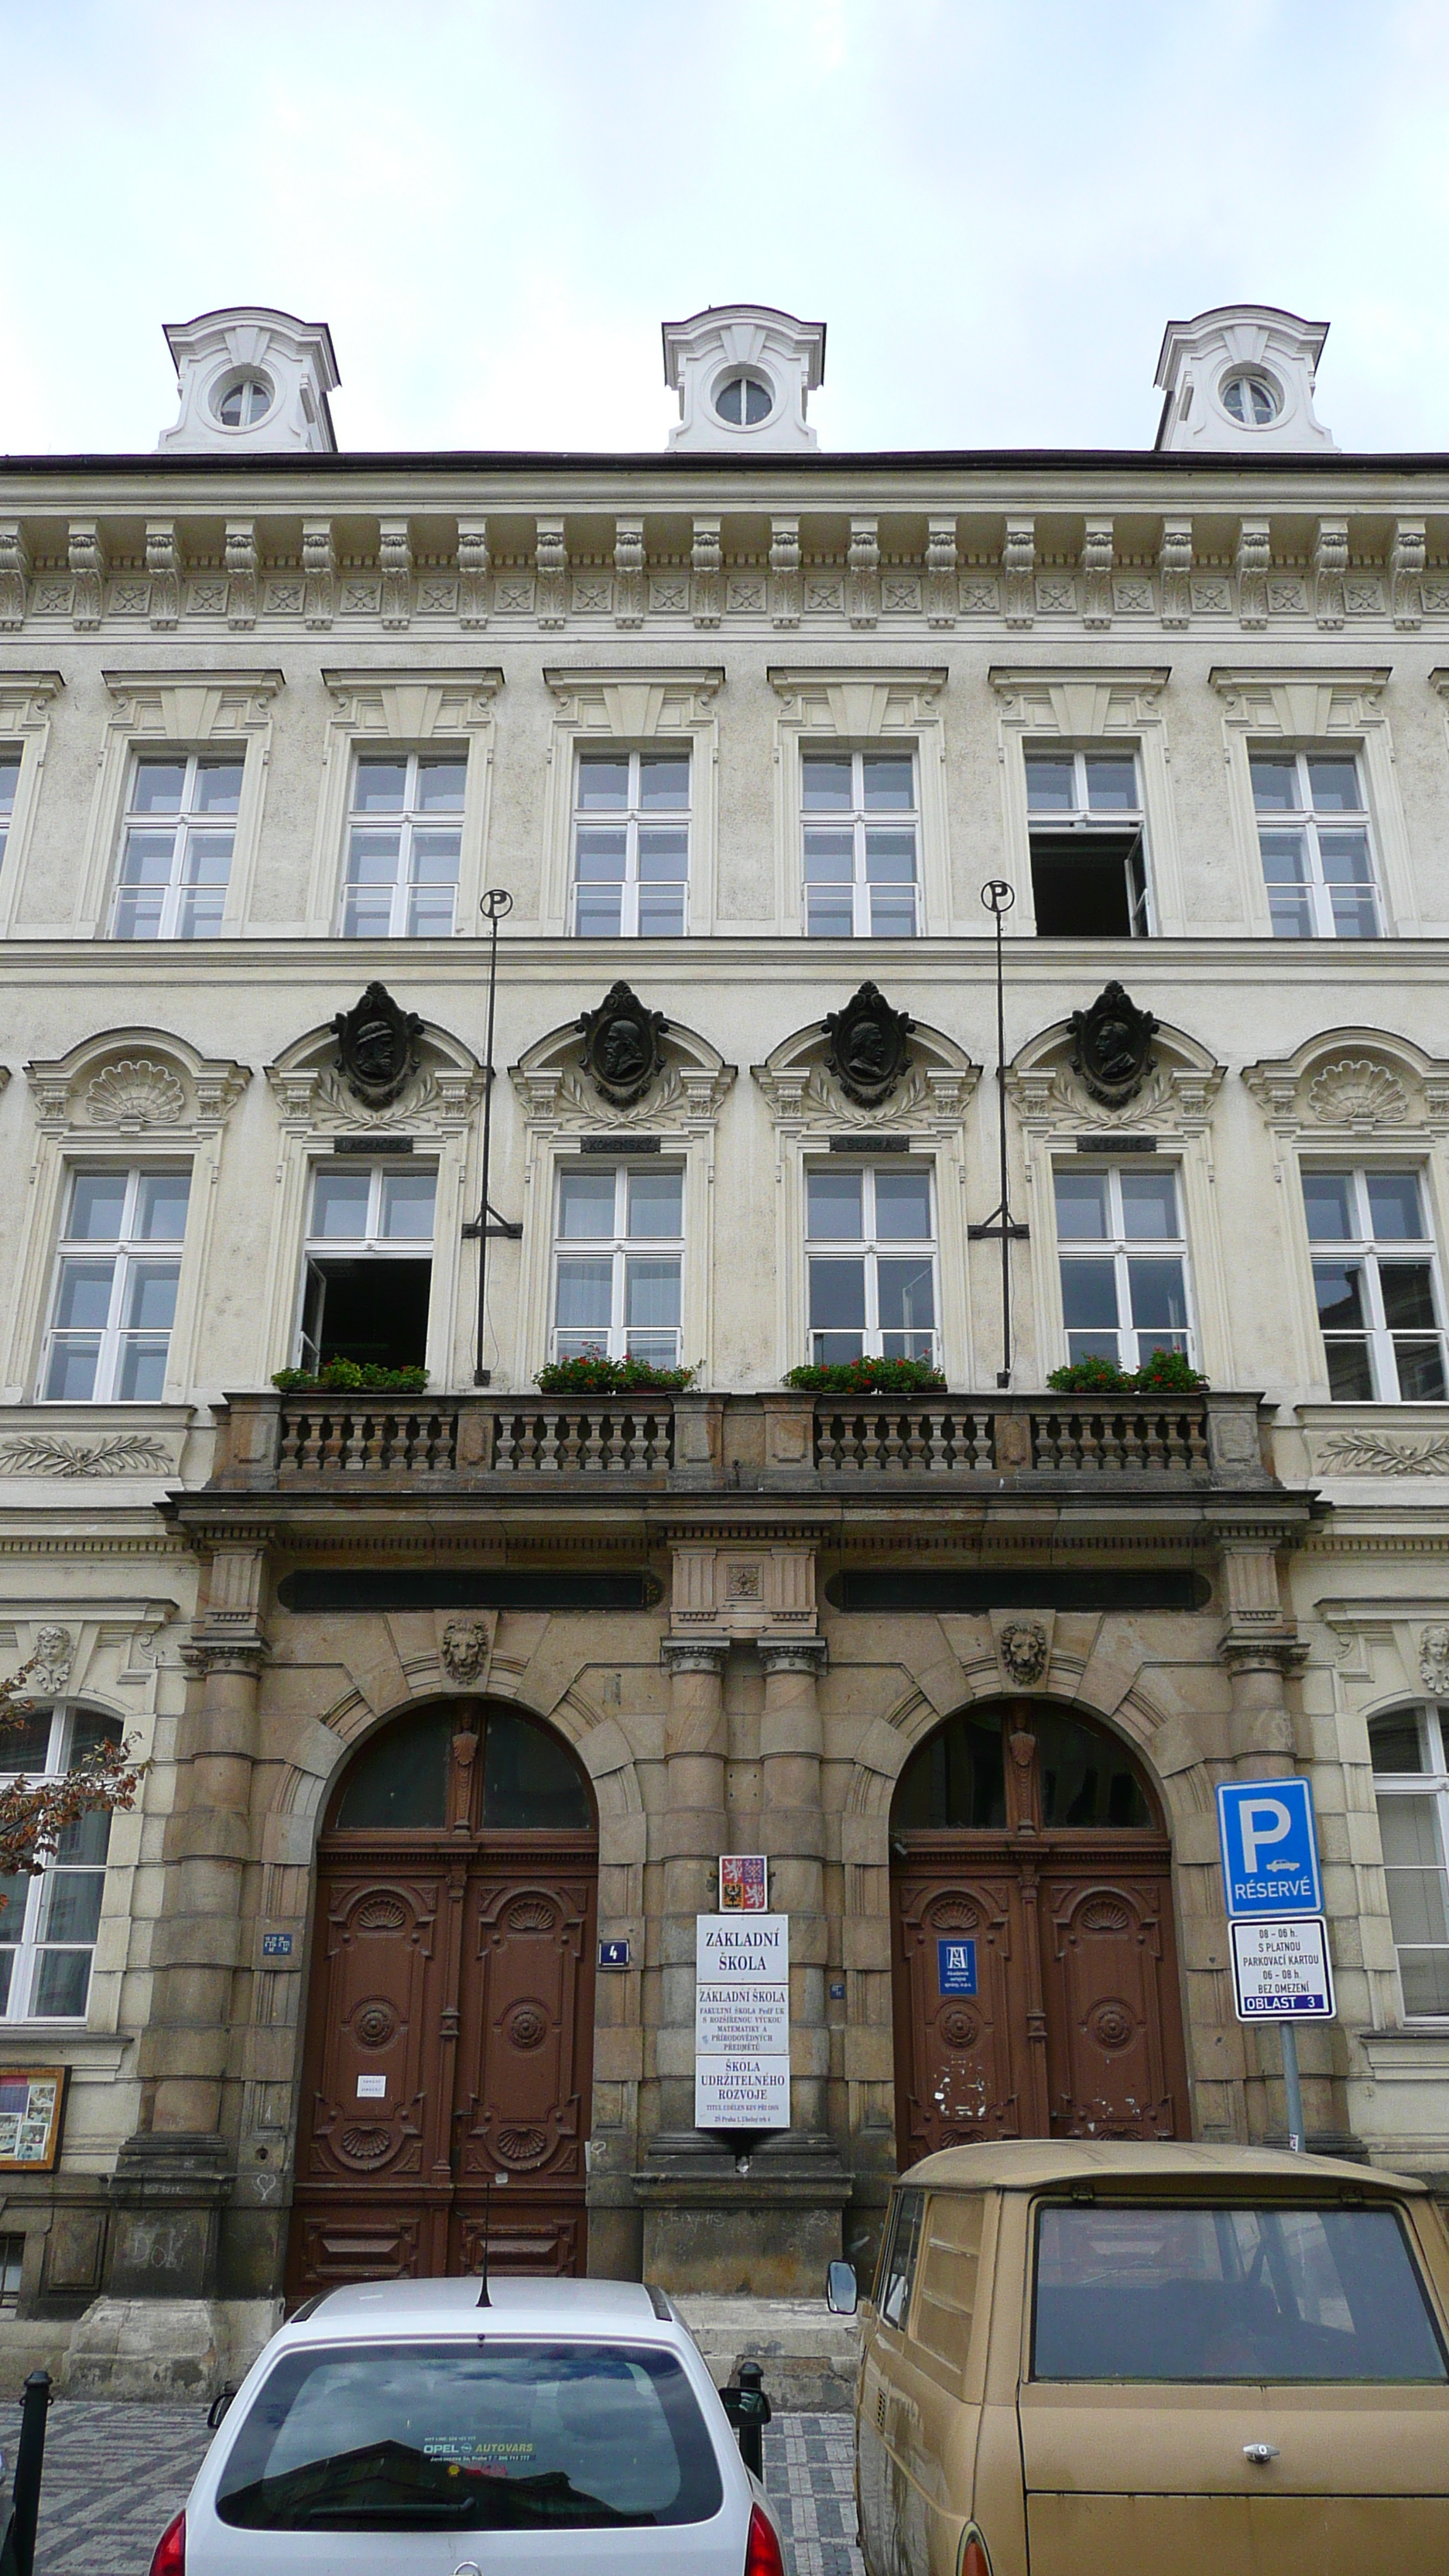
[1238, 1798, 1293, 1875]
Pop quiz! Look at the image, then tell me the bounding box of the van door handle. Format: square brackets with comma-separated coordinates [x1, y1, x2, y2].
[1243, 2443, 1279, 2465]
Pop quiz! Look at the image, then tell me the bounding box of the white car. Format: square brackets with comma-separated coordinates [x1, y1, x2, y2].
[146, 2275, 788, 2576]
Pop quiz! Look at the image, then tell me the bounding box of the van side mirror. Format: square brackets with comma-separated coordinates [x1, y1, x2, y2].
[826, 2259, 858, 2316]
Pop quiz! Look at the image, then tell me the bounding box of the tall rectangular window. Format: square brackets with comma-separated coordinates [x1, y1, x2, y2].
[552, 1164, 683, 1364]
[1054, 1163, 1191, 1369]
[1303, 1166, 1446, 1401]
[1250, 750, 1381, 939]
[0, 748, 20, 872]
[571, 751, 690, 937]
[1371, 1708, 1449, 2018]
[1025, 748, 1148, 937]
[341, 751, 466, 938]
[0, 1707, 121, 2021]
[298, 1163, 437, 1375]
[42, 1168, 190, 1401]
[111, 752, 242, 940]
[802, 750, 919, 937]
[806, 1163, 937, 1363]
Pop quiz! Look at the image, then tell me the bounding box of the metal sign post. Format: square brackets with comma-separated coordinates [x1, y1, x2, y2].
[462, 889, 522, 1385]
[966, 879, 1029, 1387]
[1216, 1778, 1333, 2153]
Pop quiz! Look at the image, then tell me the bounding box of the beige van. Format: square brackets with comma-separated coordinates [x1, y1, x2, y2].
[840, 2139, 1449, 2576]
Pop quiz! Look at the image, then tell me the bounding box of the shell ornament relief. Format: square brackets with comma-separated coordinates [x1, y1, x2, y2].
[1306, 1058, 1411, 1128]
[82, 1059, 187, 1128]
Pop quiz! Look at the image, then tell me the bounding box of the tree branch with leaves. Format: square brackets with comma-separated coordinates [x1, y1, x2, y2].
[0, 1656, 144, 1893]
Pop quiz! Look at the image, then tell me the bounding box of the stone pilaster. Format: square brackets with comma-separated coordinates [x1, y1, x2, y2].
[111, 1542, 269, 2306]
[759, 1639, 829, 2134]
[656, 1640, 729, 2131]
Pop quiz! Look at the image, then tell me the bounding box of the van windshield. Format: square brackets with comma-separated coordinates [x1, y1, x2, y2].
[215, 2339, 725, 2531]
[1033, 2204, 1448, 2383]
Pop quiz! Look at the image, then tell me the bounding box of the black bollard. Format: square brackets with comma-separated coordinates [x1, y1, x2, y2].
[2, 2369, 51, 2576]
[718, 2358, 772, 2480]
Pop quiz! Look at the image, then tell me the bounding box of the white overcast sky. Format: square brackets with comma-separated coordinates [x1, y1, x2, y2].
[4, 0, 1447, 457]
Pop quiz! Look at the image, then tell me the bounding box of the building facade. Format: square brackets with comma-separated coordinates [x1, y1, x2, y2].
[0, 300, 1447, 2386]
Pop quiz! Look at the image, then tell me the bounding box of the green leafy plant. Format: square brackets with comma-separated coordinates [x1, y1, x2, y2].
[1046, 1348, 1208, 1396]
[273, 1360, 430, 1395]
[533, 1352, 697, 1394]
[785, 1357, 947, 1394]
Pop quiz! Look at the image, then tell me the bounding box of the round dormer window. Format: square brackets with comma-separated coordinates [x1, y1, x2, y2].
[714, 372, 773, 427]
[1221, 372, 1279, 427]
[214, 374, 274, 429]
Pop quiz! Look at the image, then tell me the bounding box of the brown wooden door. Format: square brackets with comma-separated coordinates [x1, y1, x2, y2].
[287, 1707, 597, 2300]
[891, 1704, 1190, 2162]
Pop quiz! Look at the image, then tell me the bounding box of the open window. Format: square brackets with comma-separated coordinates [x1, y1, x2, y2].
[297, 1161, 436, 1375]
[1026, 748, 1148, 937]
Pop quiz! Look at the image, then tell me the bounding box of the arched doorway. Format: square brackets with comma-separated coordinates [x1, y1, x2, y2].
[890, 1700, 1189, 2161]
[287, 1700, 598, 2299]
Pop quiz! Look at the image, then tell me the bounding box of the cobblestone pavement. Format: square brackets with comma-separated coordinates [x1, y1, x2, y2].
[0, 2398, 863, 2576]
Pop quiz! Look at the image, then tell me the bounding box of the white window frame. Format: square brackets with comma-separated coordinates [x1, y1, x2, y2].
[1210, 670, 1413, 940]
[39, 1165, 191, 1404]
[337, 745, 468, 939]
[569, 745, 691, 938]
[1053, 1160, 1196, 1372]
[1249, 745, 1383, 940]
[800, 745, 921, 939]
[550, 1160, 685, 1366]
[1371, 1704, 1449, 2021]
[1302, 1163, 1449, 1403]
[0, 1704, 118, 2023]
[803, 1159, 940, 1365]
[1023, 742, 1152, 935]
[304, 670, 501, 941]
[295, 1159, 438, 1373]
[0, 743, 21, 875]
[541, 670, 721, 938]
[76, 671, 280, 940]
[109, 746, 245, 941]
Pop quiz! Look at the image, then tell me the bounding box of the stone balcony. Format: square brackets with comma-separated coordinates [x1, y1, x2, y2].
[202, 1385, 1278, 1499]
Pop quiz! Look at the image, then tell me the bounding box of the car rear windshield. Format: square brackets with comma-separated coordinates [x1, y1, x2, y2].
[214, 2338, 725, 2532]
[1033, 2203, 1449, 2383]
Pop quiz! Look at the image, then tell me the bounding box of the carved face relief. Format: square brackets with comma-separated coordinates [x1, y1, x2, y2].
[29, 1625, 74, 1695]
[999, 1619, 1049, 1687]
[824, 982, 914, 1108]
[1421, 1625, 1449, 1697]
[440, 1616, 494, 1685]
[1069, 981, 1158, 1110]
[578, 982, 668, 1108]
[331, 982, 423, 1108]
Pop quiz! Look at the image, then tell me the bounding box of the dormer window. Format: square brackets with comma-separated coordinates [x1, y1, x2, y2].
[715, 372, 772, 426]
[214, 375, 273, 428]
[1221, 372, 1278, 426]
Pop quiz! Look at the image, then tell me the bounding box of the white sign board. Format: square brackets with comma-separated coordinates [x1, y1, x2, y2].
[1229, 1915, 1335, 2022]
[695, 2056, 791, 2129]
[694, 1913, 790, 2130]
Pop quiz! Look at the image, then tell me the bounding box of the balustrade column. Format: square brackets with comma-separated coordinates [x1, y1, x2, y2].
[657, 1642, 730, 2131]
[759, 1639, 830, 2135]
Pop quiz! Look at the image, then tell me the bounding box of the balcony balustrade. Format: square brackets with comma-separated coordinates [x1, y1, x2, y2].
[207, 1386, 1273, 1494]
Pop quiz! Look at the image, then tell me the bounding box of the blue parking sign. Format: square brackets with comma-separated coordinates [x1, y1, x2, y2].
[937, 1938, 978, 1995]
[1216, 1777, 1323, 1919]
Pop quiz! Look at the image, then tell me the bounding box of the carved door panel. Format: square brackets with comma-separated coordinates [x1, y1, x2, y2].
[1041, 1860, 1187, 2140]
[449, 1858, 596, 2278]
[289, 1845, 597, 2299]
[892, 1861, 1029, 2160]
[289, 1864, 454, 2293]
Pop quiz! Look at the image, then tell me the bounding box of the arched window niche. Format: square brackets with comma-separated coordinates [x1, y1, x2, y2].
[325, 1701, 595, 1838]
[892, 1701, 1161, 1838]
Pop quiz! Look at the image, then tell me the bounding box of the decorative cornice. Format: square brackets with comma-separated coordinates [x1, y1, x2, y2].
[988, 664, 1171, 733]
[0, 670, 63, 726]
[320, 666, 502, 730]
[543, 666, 724, 732]
[767, 664, 947, 731]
